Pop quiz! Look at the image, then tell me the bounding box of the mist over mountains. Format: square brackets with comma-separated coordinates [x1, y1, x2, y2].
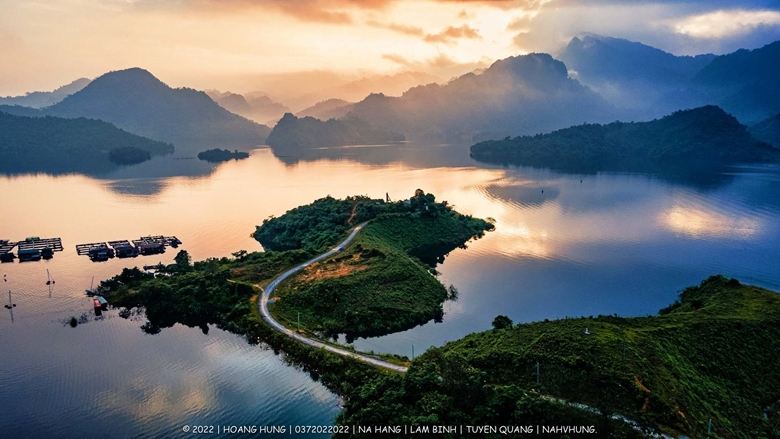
[206, 90, 291, 125]
[346, 52, 615, 142]
[0, 68, 270, 152]
[2, 34, 780, 174]
[0, 78, 91, 109]
[561, 35, 780, 125]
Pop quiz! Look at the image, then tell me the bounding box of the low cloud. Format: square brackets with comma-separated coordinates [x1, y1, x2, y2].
[424, 24, 482, 43]
[382, 52, 491, 80]
[164, 0, 395, 23]
[367, 20, 425, 36]
[672, 9, 780, 39]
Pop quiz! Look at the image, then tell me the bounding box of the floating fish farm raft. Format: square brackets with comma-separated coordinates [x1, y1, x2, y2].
[75, 236, 182, 260]
[17, 237, 64, 252]
[2, 237, 64, 262]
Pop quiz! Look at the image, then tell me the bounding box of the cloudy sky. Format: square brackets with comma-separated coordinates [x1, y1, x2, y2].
[1, 0, 779, 96]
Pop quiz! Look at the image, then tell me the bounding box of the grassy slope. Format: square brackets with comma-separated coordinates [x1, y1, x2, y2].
[271, 211, 492, 337]
[340, 276, 779, 438]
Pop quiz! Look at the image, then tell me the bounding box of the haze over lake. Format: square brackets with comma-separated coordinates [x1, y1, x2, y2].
[1, 143, 779, 437]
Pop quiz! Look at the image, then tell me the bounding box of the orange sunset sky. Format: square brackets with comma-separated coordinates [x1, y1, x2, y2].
[1, 0, 779, 97]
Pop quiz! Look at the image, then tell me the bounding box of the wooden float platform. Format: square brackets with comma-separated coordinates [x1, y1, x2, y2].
[76, 242, 110, 256]
[132, 236, 182, 247]
[107, 240, 132, 248]
[0, 240, 17, 255]
[17, 237, 63, 252]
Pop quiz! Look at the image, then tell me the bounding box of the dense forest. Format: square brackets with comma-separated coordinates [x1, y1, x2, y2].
[750, 113, 780, 148]
[336, 275, 780, 439]
[100, 193, 780, 438]
[0, 111, 174, 173]
[196, 148, 250, 162]
[269, 196, 493, 337]
[470, 106, 779, 174]
[265, 113, 405, 150]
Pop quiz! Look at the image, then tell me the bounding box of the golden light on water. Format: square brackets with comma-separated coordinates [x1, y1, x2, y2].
[659, 205, 760, 239]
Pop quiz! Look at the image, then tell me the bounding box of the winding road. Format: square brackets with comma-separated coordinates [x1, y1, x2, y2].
[255, 223, 673, 437]
[258, 222, 409, 373]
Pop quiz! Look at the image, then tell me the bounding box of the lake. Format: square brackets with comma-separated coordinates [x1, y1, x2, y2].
[1, 143, 779, 437]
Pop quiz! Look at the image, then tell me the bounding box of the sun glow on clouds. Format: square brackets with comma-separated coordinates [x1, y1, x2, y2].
[673, 9, 780, 39]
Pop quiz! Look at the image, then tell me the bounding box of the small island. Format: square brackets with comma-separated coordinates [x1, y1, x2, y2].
[196, 148, 250, 162]
[470, 105, 780, 174]
[266, 113, 405, 150]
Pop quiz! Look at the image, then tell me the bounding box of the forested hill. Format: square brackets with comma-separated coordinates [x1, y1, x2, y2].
[0, 111, 173, 173]
[470, 105, 779, 173]
[338, 276, 780, 438]
[750, 113, 780, 148]
[265, 113, 405, 150]
[43, 68, 270, 149]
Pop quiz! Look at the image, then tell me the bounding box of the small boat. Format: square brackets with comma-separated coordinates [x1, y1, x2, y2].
[93, 298, 103, 316]
[46, 269, 55, 285]
[96, 296, 108, 310]
[85, 277, 98, 296]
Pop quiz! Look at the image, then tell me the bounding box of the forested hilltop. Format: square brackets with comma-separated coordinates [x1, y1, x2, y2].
[99, 192, 780, 438]
[470, 106, 779, 174]
[750, 112, 780, 148]
[258, 192, 494, 337]
[0, 111, 174, 173]
[266, 113, 405, 150]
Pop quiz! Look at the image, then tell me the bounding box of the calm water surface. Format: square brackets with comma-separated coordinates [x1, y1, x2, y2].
[1, 143, 779, 437]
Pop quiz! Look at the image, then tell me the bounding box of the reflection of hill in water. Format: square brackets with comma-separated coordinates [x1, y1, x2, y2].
[271, 141, 736, 190]
[271, 142, 485, 169]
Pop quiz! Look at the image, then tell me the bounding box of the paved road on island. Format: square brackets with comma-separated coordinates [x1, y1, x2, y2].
[255, 224, 673, 437]
[258, 222, 409, 373]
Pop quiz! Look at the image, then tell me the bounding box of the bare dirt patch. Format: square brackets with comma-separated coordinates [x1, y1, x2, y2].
[297, 260, 368, 282]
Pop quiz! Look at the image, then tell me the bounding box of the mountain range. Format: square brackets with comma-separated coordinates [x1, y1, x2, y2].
[560, 35, 780, 125]
[1, 68, 270, 152]
[347, 52, 615, 142]
[0, 78, 91, 108]
[295, 99, 354, 121]
[206, 90, 291, 125]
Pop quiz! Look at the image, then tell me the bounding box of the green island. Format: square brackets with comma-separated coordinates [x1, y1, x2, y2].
[470, 106, 780, 174]
[101, 193, 780, 439]
[0, 111, 174, 172]
[197, 148, 250, 162]
[266, 113, 406, 150]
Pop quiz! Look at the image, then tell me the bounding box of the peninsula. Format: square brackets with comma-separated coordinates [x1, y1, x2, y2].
[101, 195, 779, 439]
[470, 106, 779, 174]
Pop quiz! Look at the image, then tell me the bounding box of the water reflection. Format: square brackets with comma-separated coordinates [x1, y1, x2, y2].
[1, 143, 779, 436]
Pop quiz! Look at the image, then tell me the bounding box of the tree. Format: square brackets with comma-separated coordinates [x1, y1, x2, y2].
[492, 315, 513, 330]
[232, 250, 248, 261]
[174, 250, 191, 271]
